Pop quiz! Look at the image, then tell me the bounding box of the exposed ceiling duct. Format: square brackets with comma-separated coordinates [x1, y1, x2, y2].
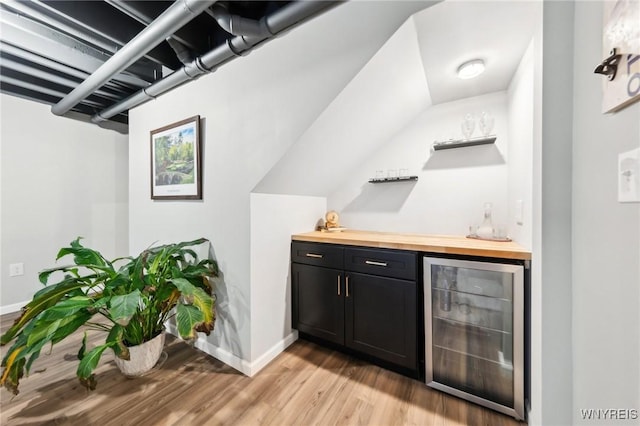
[0, 1, 342, 133]
[50, 0, 218, 117]
[92, 1, 339, 125]
[208, 3, 272, 38]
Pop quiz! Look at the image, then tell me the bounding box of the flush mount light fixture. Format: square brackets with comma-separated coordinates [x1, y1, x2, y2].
[457, 59, 485, 79]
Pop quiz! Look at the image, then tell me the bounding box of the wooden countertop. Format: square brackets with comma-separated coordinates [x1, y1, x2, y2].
[292, 230, 531, 260]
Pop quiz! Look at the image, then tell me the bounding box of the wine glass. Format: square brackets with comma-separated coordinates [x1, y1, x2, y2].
[478, 111, 494, 137]
[460, 113, 475, 140]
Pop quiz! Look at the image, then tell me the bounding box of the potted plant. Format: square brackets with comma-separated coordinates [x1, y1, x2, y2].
[0, 237, 218, 394]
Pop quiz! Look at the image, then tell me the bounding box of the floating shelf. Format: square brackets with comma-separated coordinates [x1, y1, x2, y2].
[432, 136, 496, 151]
[368, 176, 418, 183]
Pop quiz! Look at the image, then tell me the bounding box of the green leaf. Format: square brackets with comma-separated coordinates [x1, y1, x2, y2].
[26, 320, 59, 347]
[171, 277, 198, 296]
[38, 265, 113, 286]
[76, 344, 111, 380]
[123, 318, 144, 346]
[50, 310, 93, 344]
[27, 309, 93, 348]
[39, 296, 93, 322]
[25, 343, 46, 374]
[173, 278, 215, 337]
[107, 325, 129, 360]
[57, 237, 108, 267]
[0, 279, 89, 346]
[109, 290, 141, 326]
[176, 304, 204, 340]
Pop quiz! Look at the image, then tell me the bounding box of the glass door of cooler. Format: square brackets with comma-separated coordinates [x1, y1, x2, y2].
[424, 256, 524, 420]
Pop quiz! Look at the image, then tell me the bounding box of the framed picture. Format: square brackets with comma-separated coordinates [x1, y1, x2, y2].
[150, 115, 202, 200]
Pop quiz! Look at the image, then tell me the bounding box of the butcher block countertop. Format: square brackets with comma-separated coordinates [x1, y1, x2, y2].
[292, 230, 531, 261]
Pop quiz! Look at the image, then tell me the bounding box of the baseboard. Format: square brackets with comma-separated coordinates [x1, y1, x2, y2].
[0, 300, 28, 315]
[165, 323, 252, 376]
[248, 330, 299, 376]
[165, 324, 299, 378]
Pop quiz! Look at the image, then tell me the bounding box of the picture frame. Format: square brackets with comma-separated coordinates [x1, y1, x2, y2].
[600, 0, 640, 113]
[150, 115, 202, 200]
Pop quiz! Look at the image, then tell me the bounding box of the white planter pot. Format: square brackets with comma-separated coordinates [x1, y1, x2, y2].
[114, 332, 165, 377]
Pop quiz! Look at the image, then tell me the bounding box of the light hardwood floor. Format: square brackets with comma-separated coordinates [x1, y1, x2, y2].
[0, 312, 523, 425]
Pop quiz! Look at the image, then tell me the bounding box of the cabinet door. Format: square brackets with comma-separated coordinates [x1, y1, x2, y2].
[292, 263, 344, 345]
[344, 272, 417, 369]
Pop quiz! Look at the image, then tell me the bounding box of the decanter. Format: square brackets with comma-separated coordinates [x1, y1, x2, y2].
[476, 202, 494, 239]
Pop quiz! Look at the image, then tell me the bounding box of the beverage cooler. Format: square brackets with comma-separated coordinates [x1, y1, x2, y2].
[423, 256, 525, 420]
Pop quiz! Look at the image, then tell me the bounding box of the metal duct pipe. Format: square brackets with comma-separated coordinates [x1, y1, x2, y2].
[267, 1, 337, 34]
[209, 3, 272, 39]
[92, 1, 340, 123]
[51, 0, 217, 116]
[166, 37, 193, 65]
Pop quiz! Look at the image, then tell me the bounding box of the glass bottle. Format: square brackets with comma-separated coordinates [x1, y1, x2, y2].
[476, 202, 494, 239]
[439, 266, 456, 312]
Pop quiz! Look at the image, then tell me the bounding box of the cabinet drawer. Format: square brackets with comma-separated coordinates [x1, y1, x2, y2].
[344, 247, 416, 280]
[291, 242, 344, 269]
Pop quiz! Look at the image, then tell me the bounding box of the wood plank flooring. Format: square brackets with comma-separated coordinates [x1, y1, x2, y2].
[0, 312, 524, 425]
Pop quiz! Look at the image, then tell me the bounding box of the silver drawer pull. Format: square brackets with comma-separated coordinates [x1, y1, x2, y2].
[305, 253, 323, 258]
[365, 260, 387, 267]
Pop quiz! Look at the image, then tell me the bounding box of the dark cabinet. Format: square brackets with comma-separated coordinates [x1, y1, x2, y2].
[345, 272, 416, 369]
[292, 263, 344, 345]
[291, 241, 419, 375]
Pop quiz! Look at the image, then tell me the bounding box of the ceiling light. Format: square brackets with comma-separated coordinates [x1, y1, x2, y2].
[457, 59, 485, 80]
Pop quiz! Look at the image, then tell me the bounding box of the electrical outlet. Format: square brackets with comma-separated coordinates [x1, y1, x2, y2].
[9, 263, 24, 277]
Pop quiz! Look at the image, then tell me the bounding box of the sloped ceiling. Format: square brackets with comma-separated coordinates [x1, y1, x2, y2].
[254, 13, 432, 196]
[414, 1, 541, 105]
[254, 1, 540, 197]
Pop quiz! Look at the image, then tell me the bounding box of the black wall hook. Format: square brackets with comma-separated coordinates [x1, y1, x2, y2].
[594, 48, 622, 81]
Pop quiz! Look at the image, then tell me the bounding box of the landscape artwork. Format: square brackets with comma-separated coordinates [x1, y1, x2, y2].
[150, 115, 202, 200]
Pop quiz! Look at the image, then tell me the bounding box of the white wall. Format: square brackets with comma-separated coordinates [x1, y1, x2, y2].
[529, 15, 544, 425]
[0, 94, 128, 312]
[572, 2, 640, 424]
[328, 92, 510, 236]
[255, 15, 431, 197]
[249, 193, 326, 372]
[507, 39, 536, 250]
[128, 1, 435, 370]
[534, 2, 576, 424]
